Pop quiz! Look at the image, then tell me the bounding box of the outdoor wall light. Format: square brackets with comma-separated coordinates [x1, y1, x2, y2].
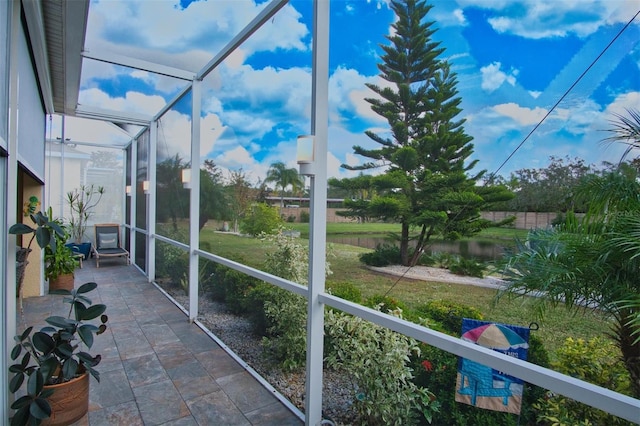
[143, 180, 150, 194]
[125, 185, 132, 196]
[297, 135, 315, 176]
[181, 169, 191, 189]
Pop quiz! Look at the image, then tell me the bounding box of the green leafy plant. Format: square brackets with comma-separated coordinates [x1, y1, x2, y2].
[534, 337, 633, 426]
[325, 308, 439, 425]
[239, 202, 283, 236]
[22, 196, 40, 217]
[448, 257, 486, 278]
[359, 243, 401, 267]
[66, 184, 105, 244]
[44, 221, 77, 281]
[9, 282, 108, 425]
[9, 211, 65, 253]
[414, 300, 484, 335]
[327, 281, 362, 304]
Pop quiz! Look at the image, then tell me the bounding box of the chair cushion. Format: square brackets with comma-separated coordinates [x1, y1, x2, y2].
[99, 233, 118, 249]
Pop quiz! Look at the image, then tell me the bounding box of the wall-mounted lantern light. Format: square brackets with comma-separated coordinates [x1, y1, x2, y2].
[125, 185, 132, 196]
[181, 169, 191, 189]
[143, 180, 150, 194]
[297, 135, 315, 176]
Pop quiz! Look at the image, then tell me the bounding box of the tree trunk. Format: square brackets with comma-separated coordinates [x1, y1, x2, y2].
[617, 310, 640, 398]
[400, 222, 410, 266]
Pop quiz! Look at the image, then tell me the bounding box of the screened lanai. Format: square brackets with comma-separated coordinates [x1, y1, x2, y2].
[3, 0, 640, 424]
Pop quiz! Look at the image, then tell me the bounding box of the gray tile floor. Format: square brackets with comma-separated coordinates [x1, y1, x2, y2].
[18, 259, 303, 425]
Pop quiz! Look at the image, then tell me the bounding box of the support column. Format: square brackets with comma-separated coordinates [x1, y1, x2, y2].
[305, 1, 330, 424]
[147, 121, 157, 280]
[4, 0, 21, 416]
[188, 79, 202, 322]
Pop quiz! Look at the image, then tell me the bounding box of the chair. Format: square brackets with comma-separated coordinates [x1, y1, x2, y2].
[458, 358, 513, 406]
[93, 224, 129, 268]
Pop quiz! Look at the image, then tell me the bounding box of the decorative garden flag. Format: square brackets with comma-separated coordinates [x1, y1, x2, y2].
[455, 318, 530, 414]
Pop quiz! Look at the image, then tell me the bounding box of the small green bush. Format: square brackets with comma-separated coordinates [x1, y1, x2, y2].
[299, 210, 310, 223]
[359, 243, 401, 266]
[327, 281, 362, 304]
[240, 203, 283, 236]
[325, 309, 439, 425]
[414, 300, 483, 335]
[262, 288, 307, 370]
[429, 252, 457, 269]
[448, 257, 486, 278]
[534, 337, 633, 426]
[364, 294, 407, 313]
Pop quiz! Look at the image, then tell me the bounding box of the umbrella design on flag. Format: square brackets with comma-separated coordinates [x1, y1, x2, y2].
[461, 323, 529, 350]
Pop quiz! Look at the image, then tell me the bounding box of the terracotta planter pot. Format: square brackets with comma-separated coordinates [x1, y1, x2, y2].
[41, 371, 89, 426]
[49, 273, 75, 292]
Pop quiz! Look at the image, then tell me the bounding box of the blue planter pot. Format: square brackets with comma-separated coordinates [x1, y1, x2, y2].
[66, 242, 92, 260]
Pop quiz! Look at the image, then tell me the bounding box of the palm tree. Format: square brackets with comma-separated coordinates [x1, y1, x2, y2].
[265, 162, 304, 208]
[501, 109, 640, 398]
[603, 108, 640, 165]
[500, 166, 640, 397]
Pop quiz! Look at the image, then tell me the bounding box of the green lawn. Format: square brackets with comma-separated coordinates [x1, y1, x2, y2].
[199, 228, 611, 356]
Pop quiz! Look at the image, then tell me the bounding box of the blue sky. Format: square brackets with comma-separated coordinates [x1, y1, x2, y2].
[72, 0, 640, 185]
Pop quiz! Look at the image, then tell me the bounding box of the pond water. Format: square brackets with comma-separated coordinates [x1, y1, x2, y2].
[326, 235, 508, 262]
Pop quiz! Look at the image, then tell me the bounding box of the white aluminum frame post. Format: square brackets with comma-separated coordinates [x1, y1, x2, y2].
[305, 1, 330, 425]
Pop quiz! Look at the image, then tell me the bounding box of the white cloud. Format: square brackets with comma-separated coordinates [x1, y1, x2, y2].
[480, 62, 518, 92]
[78, 88, 166, 116]
[215, 145, 256, 170]
[457, 0, 638, 39]
[493, 103, 548, 126]
[453, 9, 467, 25]
[85, 1, 309, 73]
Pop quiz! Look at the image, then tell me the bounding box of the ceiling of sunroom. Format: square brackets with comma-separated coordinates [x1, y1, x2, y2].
[37, 0, 639, 178]
[40, 0, 295, 145]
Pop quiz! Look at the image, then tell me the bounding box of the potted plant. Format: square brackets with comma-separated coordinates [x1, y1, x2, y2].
[9, 282, 108, 426]
[9, 210, 66, 308]
[44, 222, 77, 292]
[66, 184, 105, 259]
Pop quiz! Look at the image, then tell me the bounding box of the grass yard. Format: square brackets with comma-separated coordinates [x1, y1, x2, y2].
[199, 228, 611, 356]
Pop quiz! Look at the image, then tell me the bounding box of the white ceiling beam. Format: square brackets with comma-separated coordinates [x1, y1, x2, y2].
[63, 0, 90, 115]
[197, 0, 289, 80]
[82, 49, 195, 81]
[75, 105, 152, 126]
[22, 0, 55, 114]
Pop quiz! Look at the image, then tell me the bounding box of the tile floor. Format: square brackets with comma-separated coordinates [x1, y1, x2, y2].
[18, 259, 303, 425]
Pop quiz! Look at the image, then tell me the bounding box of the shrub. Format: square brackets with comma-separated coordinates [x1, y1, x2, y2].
[359, 243, 401, 266]
[534, 337, 633, 426]
[299, 210, 310, 223]
[155, 227, 189, 287]
[248, 230, 316, 369]
[448, 257, 486, 278]
[414, 300, 483, 335]
[327, 281, 362, 304]
[429, 252, 457, 269]
[325, 309, 439, 425]
[219, 267, 260, 314]
[262, 228, 311, 283]
[364, 294, 407, 313]
[261, 288, 307, 370]
[240, 203, 283, 236]
[286, 214, 296, 223]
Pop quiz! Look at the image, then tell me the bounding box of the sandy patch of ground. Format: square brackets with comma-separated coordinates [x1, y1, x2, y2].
[368, 265, 506, 289]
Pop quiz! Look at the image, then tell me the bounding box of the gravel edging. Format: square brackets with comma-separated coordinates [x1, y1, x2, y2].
[166, 289, 358, 425]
